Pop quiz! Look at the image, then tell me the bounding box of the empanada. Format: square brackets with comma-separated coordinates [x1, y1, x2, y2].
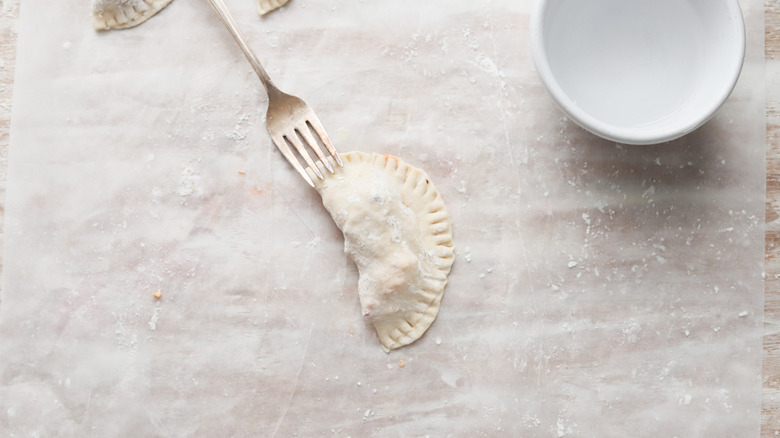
[258, 0, 289, 15]
[93, 0, 290, 31]
[312, 152, 455, 351]
[92, 0, 174, 30]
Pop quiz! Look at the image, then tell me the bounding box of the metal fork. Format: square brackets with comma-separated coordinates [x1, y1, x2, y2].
[207, 0, 342, 187]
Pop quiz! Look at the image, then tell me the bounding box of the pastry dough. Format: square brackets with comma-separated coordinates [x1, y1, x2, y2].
[92, 0, 174, 30]
[258, 0, 289, 15]
[93, 0, 289, 30]
[311, 152, 455, 351]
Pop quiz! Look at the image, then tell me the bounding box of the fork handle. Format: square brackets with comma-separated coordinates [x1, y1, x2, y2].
[206, 0, 279, 94]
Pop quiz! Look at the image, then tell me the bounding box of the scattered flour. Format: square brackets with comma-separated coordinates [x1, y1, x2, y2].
[147, 305, 161, 331]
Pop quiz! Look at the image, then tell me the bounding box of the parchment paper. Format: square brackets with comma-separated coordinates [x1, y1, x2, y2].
[0, 0, 765, 436]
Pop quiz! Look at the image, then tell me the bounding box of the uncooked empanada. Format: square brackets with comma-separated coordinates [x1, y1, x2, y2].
[92, 0, 174, 31]
[311, 152, 455, 351]
[258, 0, 289, 15]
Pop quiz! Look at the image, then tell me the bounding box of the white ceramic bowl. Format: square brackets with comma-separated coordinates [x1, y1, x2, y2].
[530, 0, 745, 145]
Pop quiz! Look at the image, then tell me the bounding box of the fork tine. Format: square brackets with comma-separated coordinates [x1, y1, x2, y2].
[271, 133, 315, 188]
[306, 117, 343, 167]
[284, 131, 324, 180]
[207, 0, 338, 187]
[297, 125, 334, 174]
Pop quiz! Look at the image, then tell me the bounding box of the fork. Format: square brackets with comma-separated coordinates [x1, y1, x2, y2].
[207, 0, 342, 187]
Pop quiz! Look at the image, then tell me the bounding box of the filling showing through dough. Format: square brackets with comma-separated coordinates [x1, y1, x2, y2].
[312, 152, 455, 351]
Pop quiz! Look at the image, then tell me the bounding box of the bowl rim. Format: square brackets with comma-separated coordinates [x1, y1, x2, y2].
[529, 0, 746, 145]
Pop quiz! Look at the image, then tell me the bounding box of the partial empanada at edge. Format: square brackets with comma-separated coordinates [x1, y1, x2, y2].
[92, 0, 174, 31]
[258, 0, 290, 15]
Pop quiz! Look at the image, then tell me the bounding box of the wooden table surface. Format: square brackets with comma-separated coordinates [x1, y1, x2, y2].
[0, 1, 778, 435]
[763, 0, 780, 433]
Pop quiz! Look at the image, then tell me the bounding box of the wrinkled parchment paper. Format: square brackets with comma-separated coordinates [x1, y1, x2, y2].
[0, 0, 765, 436]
